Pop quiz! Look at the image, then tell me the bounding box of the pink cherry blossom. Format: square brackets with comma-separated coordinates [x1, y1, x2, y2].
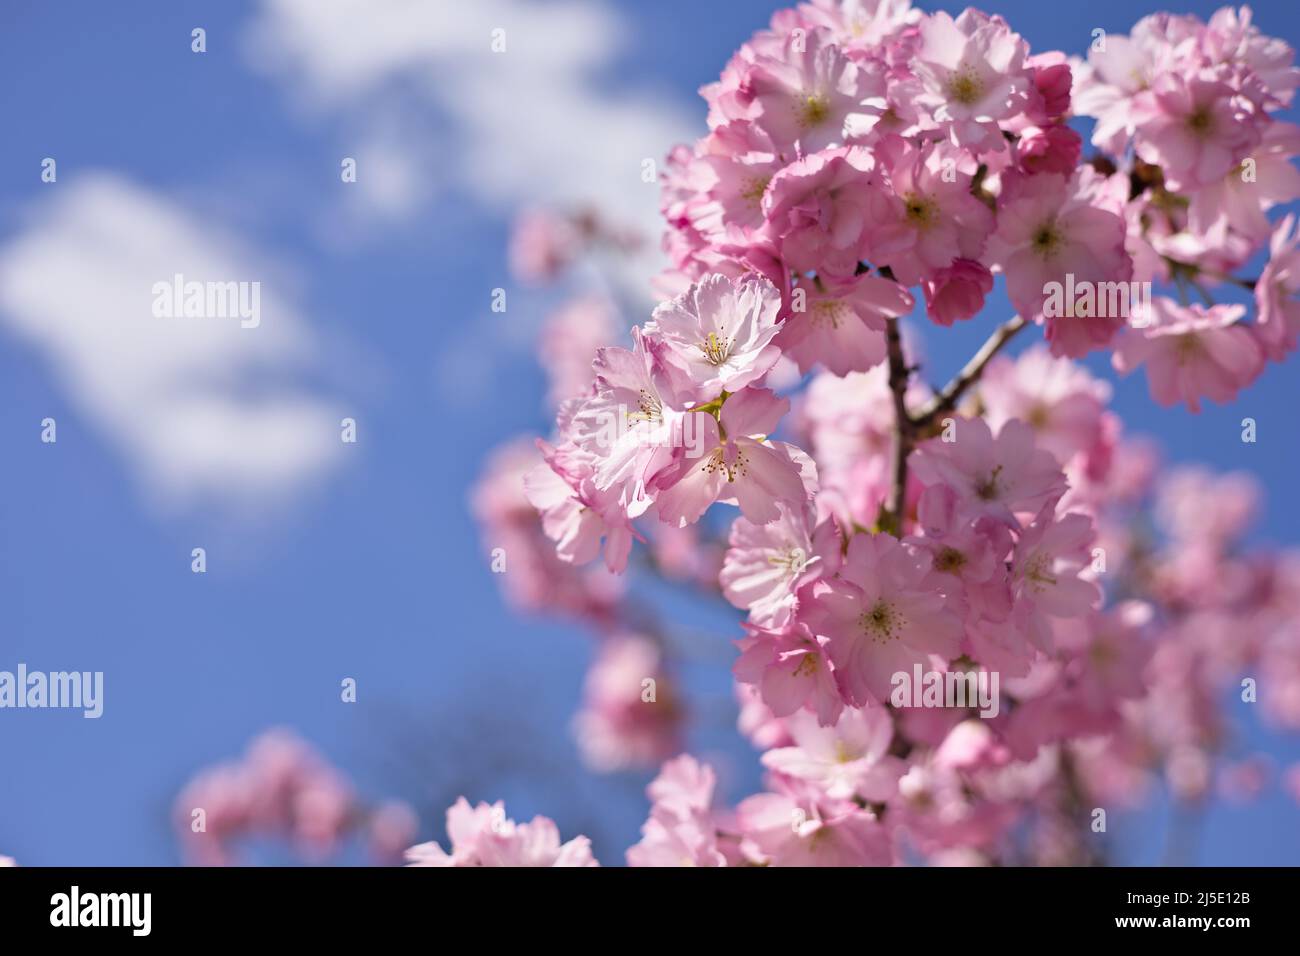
[736, 682, 795, 749]
[1054, 602, 1154, 711]
[687, 123, 784, 239]
[655, 388, 814, 527]
[734, 619, 845, 726]
[173, 729, 413, 867]
[912, 9, 1032, 153]
[892, 756, 1018, 853]
[922, 258, 994, 325]
[509, 207, 579, 283]
[798, 363, 928, 526]
[735, 790, 893, 866]
[802, 531, 963, 706]
[910, 417, 1067, 528]
[473, 438, 624, 618]
[1154, 466, 1259, 547]
[1113, 298, 1265, 412]
[798, 0, 922, 53]
[1187, 121, 1300, 243]
[1010, 504, 1103, 648]
[627, 755, 728, 867]
[561, 326, 704, 522]
[979, 344, 1112, 465]
[1072, 13, 1196, 156]
[406, 798, 599, 867]
[985, 169, 1132, 356]
[1131, 73, 1264, 192]
[573, 634, 683, 772]
[647, 273, 785, 394]
[746, 28, 886, 155]
[1201, 6, 1300, 110]
[762, 145, 881, 276]
[525, 441, 636, 573]
[472, 0, 1300, 872]
[761, 705, 904, 801]
[721, 500, 840, 627]
[1255, 213, 1300, 360]
[908, 483, 1014, 624]
[1015, 125, 1082, 176]
[778, 272, 912, 375]
[538, 296, 618, 407]
[870, 136, 995, 285]
[1025, 53, 1072, 123]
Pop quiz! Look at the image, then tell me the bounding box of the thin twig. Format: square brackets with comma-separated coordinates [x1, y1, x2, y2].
[912, 315, 1028, 430]
[1189, 277, 1216, 308]
[1163, 255, 1258, 291]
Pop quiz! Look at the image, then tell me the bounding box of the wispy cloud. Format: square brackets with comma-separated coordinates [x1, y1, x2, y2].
[0, 174, 346, 512]
[244, 0, 696, 406]
[245, 0, 693, 255]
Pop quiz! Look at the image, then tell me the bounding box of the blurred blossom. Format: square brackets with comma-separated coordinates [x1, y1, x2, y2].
[573, 634, 683, 772]
[539, 295, 619, 407]
[509, 208, 581, 284]
[173, 729, 411, 866]
[407, 798, 598, 867]
[1216, 755, 1272, 803]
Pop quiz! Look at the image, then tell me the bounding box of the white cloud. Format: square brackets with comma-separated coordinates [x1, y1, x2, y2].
[0, 174, 346, 511]
[244, 0, 698, 406]
[244, 0, 694, 257]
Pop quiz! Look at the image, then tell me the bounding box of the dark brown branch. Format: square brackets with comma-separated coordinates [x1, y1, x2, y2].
[912, 315, 1027, 430]
[881, 317, 914, 535]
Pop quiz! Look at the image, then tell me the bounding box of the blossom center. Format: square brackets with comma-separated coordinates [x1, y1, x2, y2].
[935, 547, 967, 573]
[812, 300, 848, 329]
[793, 653, 820, 678]
[699, 330, 734, 366]
[1089, 640, 1115, 666]
[799, 93, 831, 128]
[904, 192, 939, 229]
[702, 444, 748, 482]
[974, 464, 1005, 501]
[1031, 221, 1064, 259]
[768, 546, 810, 574]
[1186, 106, 1214, 137]
[859, 598, 905, 644]
[626, 387, 663, 424]
[1174, 334, 1204, 365]
[739, 174, 772, 205]
[1024, 553, 1059, 590]
[947, 66, 985, 106]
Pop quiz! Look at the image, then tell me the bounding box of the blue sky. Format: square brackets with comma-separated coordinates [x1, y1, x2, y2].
[0, 0, 1297, 866]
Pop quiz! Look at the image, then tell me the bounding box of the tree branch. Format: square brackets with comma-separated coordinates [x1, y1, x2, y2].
[912, 315, 1027, 430]
[882, 317, 913, 535]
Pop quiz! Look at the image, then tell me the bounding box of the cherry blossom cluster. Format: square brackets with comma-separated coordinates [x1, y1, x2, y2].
[172, 729, 416, 866]
[1072, 6, 1300, 407]
[448, 1, 1300, 866]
